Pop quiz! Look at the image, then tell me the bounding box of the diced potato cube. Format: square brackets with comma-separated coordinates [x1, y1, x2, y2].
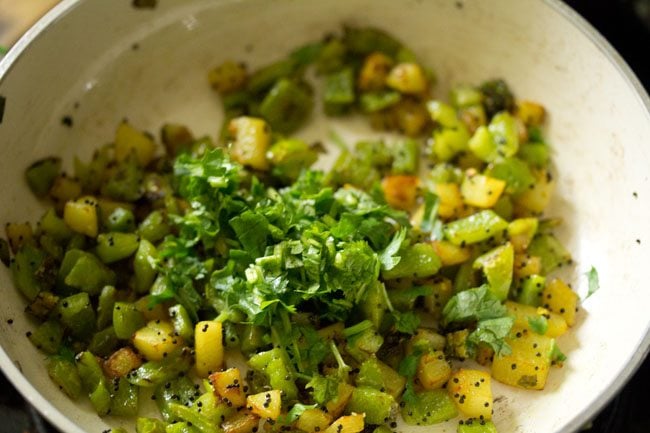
[325, 383, 355, 418]
[222, 411, 260, 433]
[5, 222, 33, 253]
[49, 175, 82, 206]
[247, 389, 282, 420]
[210, 368, 246, 408]
[208, 60, 248, 94]
[542, 278, 579, 326]
[132, 320, 184, 362]
[514, 169, 555, 216]
[516, 100, 546, 126]
[103, 347, 142, 378]
[447, 369, 493, 419]
[432, 240, 471, 266]
[358, 52, 393, 91]
[63, 196, 98, 237]
[492, 329, 553, 390]
[134, 296, 168, 321]
[195, 320, 224, 377]
[161, 123, 195, 156]
[295, 408, 333, 433]
[381, 175, 419, 210]
[513, 254, 542, 279]
[460, 173, 506, 208]
[392, 99, 430, 137]
[228, 116, 271, 170]
[323, 414, 365, 433]
[114, 122, 156, 167]
[417, 350, 451, 390]
[386, 63, 428, 94]
[505, 301, 568, 338]
[434, 183, 464, 219]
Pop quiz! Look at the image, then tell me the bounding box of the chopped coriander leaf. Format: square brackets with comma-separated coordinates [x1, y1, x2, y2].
[585, 266, 600, 299]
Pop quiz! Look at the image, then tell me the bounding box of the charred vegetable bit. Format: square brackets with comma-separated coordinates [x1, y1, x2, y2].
[1, 26, 580, 433]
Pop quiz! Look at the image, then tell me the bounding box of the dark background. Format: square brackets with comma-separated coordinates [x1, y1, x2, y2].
[1, 1, 649, 432]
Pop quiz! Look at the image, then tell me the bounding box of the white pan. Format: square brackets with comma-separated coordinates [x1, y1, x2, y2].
[1, 1, 649, 432]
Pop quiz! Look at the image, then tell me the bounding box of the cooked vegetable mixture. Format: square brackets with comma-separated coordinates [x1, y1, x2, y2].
[2, 27, 579, 433]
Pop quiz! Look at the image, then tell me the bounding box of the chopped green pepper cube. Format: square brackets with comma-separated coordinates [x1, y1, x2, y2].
[382, 243, 441, 280]
[473, 243, 514, 301]
[97, 285, 118, 329]
[105, 207, 136, 233]
[100, 153, 143, 202]
[47, 357, 82, 399]
[137, 418, 167, 433]
[248, 348, 298, 400]
[391, 138, 419, 174]
[169, 304, 194, 343]
[324, 67, 355, 115]
[259, 78, 313, 134]
[486, 157, 535, 195]
[517, 274, 546, 307]
[62, 250, 116, 295]
[11, 244, 48, 301]
[134, 239, 158, 293]
[39, 208, 73, 242]
[443, 210, 508, 246]
[247, 59, 296, 94]
[360, 281, 389, 329]
[96, 232, 140, 264]
[356, 358, 406, 398]
[113, 302, 145, 340]
[401, 389, 458, 425]
[343, 26, 402, 57]
[88, 326, 120, 357]
[527, 233, 572, 274]
[154, 376, 198, 421]
[110, 377, 139, 417]
[346, 386, 395, 425]
[346, 327, 384, 363]
[56, 292, 96, 340]
[137, 210, 171, 244]
[77, 351, 112, 415]
[128, 349, 193, 388]
[360, 91, 401, 113]
[168, 403, 220, 433]
[518, 142, 549, 169]
[25, 157, 61, 197]
[28, 320, 64, 354]
[268, 138, 318, 182]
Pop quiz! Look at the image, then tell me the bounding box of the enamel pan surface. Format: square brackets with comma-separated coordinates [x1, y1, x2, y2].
[1, 1, 649, 432]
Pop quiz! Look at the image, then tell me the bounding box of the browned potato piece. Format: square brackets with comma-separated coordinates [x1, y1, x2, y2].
[447, 369, 493, 419]
[247, 389, 282, 420]
[323, 414, 365, 433]
[103, 347, 142, 378]
[417, 350, 451, 390]
[210, 368, 246, 408]
[222, 411, 260, 433]
[381, 175, 419, 210]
